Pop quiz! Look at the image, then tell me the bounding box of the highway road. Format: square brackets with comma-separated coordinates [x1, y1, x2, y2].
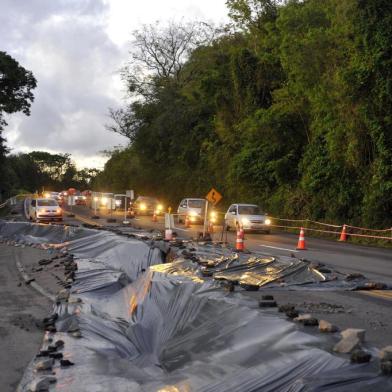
[67, 205, 392, 284]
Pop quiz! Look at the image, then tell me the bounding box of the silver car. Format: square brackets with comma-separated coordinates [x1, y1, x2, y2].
[224, 204, 271, 233]
[29, 198, 63, 222]
[177, 198, 206, 224]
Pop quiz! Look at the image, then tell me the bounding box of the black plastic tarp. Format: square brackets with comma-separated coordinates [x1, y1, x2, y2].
[1, 221, 388, 391]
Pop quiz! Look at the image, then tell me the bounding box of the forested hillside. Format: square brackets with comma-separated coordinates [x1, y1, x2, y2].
[95, 0, 392, 228]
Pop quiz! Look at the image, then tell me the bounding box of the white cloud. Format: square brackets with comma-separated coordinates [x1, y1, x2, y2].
[1, 0, 229, 169]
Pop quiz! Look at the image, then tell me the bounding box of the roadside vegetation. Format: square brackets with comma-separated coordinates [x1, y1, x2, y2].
[95, 0, 392, 229]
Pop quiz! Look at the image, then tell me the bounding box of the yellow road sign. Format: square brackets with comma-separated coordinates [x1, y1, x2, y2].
[206, 188, 222, 206]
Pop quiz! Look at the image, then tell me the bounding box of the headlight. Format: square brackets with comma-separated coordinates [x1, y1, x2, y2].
[115, 200, 121, 207]
[241, 218, 250, 225]
[210, 211, 217, 219]
[94, 197, 98, 202]
[82, 196, 86, 200]
[57, 208, 62, 214]
[189, 211, 198, 217]
[156, 204, 163, 211]
[44, 192, 50, 198]
[140, 203, 147, 210]
[265, 218, 271, 225]
[101, 197, 108, 205]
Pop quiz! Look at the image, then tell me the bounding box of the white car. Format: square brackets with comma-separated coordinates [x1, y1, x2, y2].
[177, 198, 206, 224]
[224, 204, 271, 233]
[29, 198, 63, 222]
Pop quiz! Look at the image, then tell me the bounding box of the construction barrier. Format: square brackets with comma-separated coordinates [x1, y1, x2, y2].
[268, 216, 392, 242]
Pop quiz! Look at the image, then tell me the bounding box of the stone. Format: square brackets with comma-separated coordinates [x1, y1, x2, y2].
[60, 359, 74, 367]
[341, 328, 366, 343]
[285, 309, 299, 319]
[350, 350, 371, 363]
[241, 284, 260, 291]
[333, 336, 361, 354]
[278, 304, 295, 313]
[56, 289, 70, 301]
[28, 376, 57, 391]
[35, 358, 54, 371]
[36, 350, 49, 358]
[294, 314, 312, 322]
[303, 318, 319, 326]
[379, 346, 392, 361]
[38, 259, 53, 266]
[70, 331, 82, 338]
[319, 320, 338, 333]
[345, 273, 365, 281]
[259, 300, 277, 308]
[55, 339, 64, 348]
[380, 360, 392, 375]
[68, 297, 82, 304]
[49, 352, 63, 359]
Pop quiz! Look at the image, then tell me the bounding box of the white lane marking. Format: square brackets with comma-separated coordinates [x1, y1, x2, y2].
[173, 227, 190, 232]
[259, 245, 299, 252]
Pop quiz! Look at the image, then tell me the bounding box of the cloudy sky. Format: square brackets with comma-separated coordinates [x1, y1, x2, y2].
[1, 0, 229, 169]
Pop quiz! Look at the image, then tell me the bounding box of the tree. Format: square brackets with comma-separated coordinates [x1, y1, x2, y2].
[0, 51, 37, 199]
[0, 51, 37, 129]
[27, 151, 73, 182]
[121, 20, 216, 100]
[99, 0, 392, 229]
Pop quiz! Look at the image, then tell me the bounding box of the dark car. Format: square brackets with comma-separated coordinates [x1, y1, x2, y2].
[130, 196, 163, 216]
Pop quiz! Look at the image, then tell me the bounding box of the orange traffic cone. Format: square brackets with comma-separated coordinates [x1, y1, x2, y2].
[339, 224, 347, 242]
[152, 211, 157, 222]
[185, 215, 191, 228]
[236, 226, 245, 251]
[296, 227, 307, 250]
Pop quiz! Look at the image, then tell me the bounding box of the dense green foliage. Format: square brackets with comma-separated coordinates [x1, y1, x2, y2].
[95, 0, 391, 228]
[1, 151, 97, 196]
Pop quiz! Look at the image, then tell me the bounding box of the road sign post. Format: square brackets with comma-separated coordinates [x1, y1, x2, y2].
[203, 188, 223, 239]
[203, 200, 209, 238]
[123, 196, 129, 224]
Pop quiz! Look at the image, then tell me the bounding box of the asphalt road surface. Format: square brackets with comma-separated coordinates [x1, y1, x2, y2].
[0, 244, 51, 392]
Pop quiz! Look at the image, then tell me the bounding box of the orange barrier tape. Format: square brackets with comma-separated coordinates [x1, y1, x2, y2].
[269, 224, 392, 241]
[345, 224, 392, 233]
